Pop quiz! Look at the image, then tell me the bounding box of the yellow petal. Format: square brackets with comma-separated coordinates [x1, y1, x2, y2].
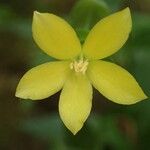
[32, 11, 81, 60]
[59, 73, 92, 134]
[16, 61, 70, 100]
[87, 60, 147, 105]
[83, 8, 132, 60]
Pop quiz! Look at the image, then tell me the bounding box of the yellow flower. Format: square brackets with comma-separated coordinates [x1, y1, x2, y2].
[16, 8, 147, 135]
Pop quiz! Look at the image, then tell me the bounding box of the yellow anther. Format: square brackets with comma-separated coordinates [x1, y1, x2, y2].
[70, 59, 89, 74]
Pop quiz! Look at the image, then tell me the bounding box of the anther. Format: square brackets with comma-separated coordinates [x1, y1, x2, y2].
[70, 59, 89, 74]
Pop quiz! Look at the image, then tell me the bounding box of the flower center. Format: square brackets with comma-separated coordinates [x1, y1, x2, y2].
[70, 58, 89, 74]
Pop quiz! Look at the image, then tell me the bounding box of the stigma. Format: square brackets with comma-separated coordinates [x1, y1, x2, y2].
[70, 58, 89, 74]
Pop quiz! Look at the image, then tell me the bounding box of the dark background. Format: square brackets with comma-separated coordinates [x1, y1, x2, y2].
[0, 0, 150, 149]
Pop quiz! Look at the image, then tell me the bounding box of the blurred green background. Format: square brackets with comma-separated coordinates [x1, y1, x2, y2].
[0, 0, 150, 149]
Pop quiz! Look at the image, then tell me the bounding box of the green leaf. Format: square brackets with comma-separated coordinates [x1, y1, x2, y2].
[69, 0, 110, 43]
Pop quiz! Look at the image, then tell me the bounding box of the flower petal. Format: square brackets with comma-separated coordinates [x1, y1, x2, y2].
[59, 73, 92, 134]
[83, 8, 132, 60]
[32, 12, 81, 60]
[87, 60, 147, 105]
[16, 61, 70, 100]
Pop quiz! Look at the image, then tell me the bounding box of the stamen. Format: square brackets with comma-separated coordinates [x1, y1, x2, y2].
[70, 59, 89, 74]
